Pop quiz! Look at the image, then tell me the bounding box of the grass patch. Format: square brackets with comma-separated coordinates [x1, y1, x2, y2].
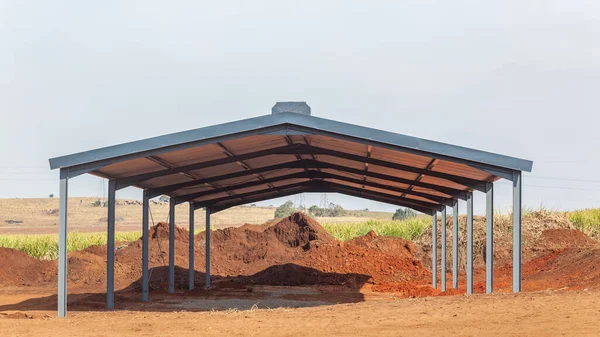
[569, 208, 600, 238]
[321, 217, 430, 241]
[0, 231, 141, 260]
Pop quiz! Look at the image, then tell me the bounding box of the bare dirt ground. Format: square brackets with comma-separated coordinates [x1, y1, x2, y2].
[0, 289, 599, 336]
[1, 210, 599, 336]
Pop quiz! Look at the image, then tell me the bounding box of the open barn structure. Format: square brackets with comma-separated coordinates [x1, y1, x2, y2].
[49, 102, 533, 317]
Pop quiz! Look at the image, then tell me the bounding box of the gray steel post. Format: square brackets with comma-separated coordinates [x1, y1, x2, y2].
[169, 198, 175, 293]
[466, 192, 473, 295]
[107, 179, 116, 310]
[441, 207, 447, 292]
[513, 171, 522, 292]
[432, 212, 437, 289]
[58, 177, 68, 318]
[142, 190, 149, 302]
[188, 202, 195, 290]
[452, 200, 459, 289]
[486, 183, 494, 294]
[205, 207, 211, 289]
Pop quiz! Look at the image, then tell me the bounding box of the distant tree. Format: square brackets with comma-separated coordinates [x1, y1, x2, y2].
[49, 194, 54, 198]
[307, 203, 344, 217]
[275, 200, 295, 218]
[392, 208, 417, 220]
[158, 195, 170, 203]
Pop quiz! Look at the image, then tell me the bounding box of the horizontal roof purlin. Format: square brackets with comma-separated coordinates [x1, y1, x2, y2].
[48, 110, 533, 214]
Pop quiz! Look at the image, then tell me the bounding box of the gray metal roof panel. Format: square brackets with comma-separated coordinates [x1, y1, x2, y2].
[49, 112, 533, 173]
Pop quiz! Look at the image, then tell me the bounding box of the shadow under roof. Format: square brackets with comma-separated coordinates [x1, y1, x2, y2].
[49, 102, 533, 215]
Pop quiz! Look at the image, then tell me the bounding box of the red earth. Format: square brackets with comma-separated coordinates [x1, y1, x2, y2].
[1, 212, 599, 316]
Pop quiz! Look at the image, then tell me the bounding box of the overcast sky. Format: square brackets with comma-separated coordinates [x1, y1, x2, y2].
[1, 1, 599, 214]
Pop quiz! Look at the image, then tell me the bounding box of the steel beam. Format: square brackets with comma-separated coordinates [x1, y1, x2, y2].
[466, 192, 473, 295]
[176, 170, 454, 207]
[113, 143, 488, 192]
[116, 144, 304, 189]
[107, 179, 116, 310]
[452, 199, 459, 289]
[168, 198, 175, 293]
[149, 159, 469, 201]
[58, 176, 68, 318]
[205, 207, 211, 289]
[189, 203, 195, 290]
[486, 182, 494, 294]
[441, 207, 447, 292]
[513, 171, 522, 292]
[432, 212, 437, 289]
[207, 182, 438, 215]
[142, 190, 149, 302]
[193, 180, 444, 212]
[303, 145, 488, 191]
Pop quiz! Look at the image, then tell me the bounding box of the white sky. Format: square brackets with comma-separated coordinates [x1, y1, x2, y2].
[1, 1, 599, 215]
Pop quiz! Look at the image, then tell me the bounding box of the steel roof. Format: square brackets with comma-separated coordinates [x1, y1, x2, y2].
[49, 104, 533, 215]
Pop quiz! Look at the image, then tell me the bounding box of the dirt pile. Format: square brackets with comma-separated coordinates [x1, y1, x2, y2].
[534, 228, 599, 250]
[0, 248, 56, 286]
[3, 211, 600, 296]
[0, 212, 432, 291]
[266, 212, 335, 248]
[418, 210, 577, 270]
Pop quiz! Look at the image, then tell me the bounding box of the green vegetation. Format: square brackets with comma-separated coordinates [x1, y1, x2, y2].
[0, 231, 141, 260]
[392, 208, 417, 221]
[275, 200, 296, 218]
[321, 217, 430, 241]
[569, 208, 600, 238]
[308, 203, 344, 217]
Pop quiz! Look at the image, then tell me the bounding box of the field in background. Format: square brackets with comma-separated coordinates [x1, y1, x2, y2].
[568, 208, 600, 239]
[321, 217, 430, 241]
[0, 198, 394, 235]
[0, 197, 277, 234]
[2, 197, 598, 260]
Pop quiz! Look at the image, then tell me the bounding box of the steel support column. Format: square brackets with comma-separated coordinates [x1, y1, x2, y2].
[441, 207, 447, 292]
[205, 207, 211, 289]
[168, 198, 175, 293]
[486, 183, 494, 294]
[432, 212, 437, 289]
[58, 177, 68, 317]
[107, 179, 116, 310]
[188, 202, 195, 290]
[452, 200, 459, 289]
[142, 190, 149, 302]
[466, 192, 474, 295]
[513, 172, 522, 292]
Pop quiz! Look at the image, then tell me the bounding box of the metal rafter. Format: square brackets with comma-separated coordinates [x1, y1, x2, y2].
[114, 143, 304, 190]
[116, 144, 488, 192]
[147, 156, 229, 196]
[149, 159, 468, 200]
[400, 158, 439, 199]
[174, 170, 454, 206]
[362, 145, 372, 190]
[215, 142, 276, 190]
[192, 180, 444, 212]
[206, 181, 439, 215]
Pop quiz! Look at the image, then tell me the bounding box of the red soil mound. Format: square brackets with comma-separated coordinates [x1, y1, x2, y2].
[266, 212, 335, 248]
[149, 222, 189, 242]
[3, 213, 600, 297]
[0, 248, 56, 286]
[535, 228, 599, 250]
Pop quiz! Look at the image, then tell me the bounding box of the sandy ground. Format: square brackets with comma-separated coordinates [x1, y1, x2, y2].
[0, 288, 598, 336]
